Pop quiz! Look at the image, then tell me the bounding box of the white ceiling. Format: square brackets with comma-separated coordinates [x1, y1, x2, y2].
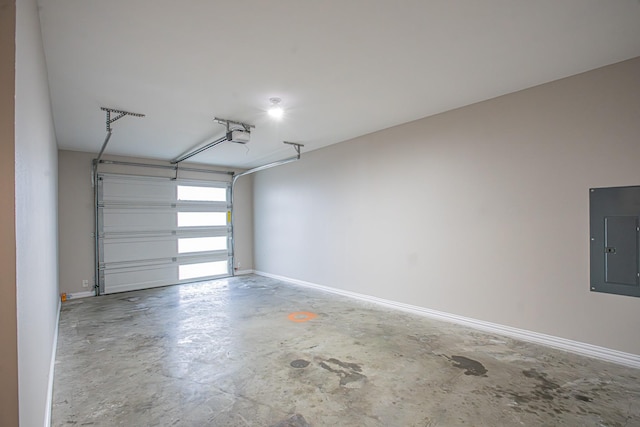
[38, 0, 640, 169]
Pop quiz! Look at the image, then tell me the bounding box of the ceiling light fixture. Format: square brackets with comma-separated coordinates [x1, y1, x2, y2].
[267, 97, 284, 120]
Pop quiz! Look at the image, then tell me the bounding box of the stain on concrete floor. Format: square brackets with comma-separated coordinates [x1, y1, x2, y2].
[270, 413, 311, 427]
[290, 359, 310, 369]
[319, 357, 367, 387]
[52, 275, 640, 426]
[448, 355, 488, 376]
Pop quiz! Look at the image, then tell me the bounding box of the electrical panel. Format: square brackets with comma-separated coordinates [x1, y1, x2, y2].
[590, 186, 640, 297]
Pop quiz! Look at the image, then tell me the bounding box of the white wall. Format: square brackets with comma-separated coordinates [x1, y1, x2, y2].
[254, 57, 640, 356]
[58, 150, 254, 295]
[15, 0, 60, 425]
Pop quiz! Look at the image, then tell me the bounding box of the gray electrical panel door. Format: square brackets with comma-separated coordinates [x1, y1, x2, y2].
[590, 186, 640, 297]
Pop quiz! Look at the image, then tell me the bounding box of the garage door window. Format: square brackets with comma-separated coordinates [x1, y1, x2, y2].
[177, 212, 227, 227]
[178, 236, 227, 253]
[177, 185, 226, 202]
[179, 261, 228, 280]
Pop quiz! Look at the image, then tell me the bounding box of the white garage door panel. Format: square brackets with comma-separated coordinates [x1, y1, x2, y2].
[102, 209, 176, 233]
[101, 175, 176, 204]
[104, 264, 179, 294]
[98, 174, 232, 294]
[103, 236, 177, 263]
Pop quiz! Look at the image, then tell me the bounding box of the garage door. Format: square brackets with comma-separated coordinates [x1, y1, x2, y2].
[97, 173, 231, 294]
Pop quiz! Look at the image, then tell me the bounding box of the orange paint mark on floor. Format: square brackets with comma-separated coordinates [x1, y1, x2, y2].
[287, 311, 318, 323]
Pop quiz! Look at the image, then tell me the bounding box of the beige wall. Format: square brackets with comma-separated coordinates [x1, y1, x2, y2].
[57, 151, 95, 295]
[254, 57, 640, 355]
[58, 150, 254, 295]
[232, 171, 254, 273]
[0, 1, 18, 425]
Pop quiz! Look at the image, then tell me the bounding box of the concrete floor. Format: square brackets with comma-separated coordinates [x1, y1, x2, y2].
[52, 275, 640, 426]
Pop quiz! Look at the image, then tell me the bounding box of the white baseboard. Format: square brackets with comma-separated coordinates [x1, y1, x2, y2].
[254, 271, 640, 370]
[233, 269, 255, 276]
[45, 299, 61, 427]
[65, 290, 95, 299]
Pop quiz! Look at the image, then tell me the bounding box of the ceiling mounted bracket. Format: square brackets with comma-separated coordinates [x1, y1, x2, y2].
[96, 107, 146, 165]
[214, 117, 255, 133]
[283, 141, 304, 159]
[101, 107, 145, 133]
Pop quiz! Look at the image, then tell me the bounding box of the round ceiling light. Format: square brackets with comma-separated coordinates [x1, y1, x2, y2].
[268, 97, 284, 120]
